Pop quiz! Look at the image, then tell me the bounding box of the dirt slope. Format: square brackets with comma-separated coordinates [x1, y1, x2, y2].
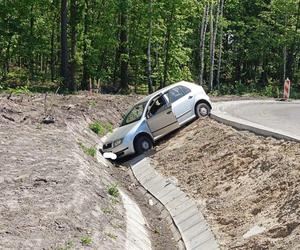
[151, 118, 300, 249]
[0, 93, 140, 249]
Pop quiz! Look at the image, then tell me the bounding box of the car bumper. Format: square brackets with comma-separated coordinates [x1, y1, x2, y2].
[101, 142, 135, 158]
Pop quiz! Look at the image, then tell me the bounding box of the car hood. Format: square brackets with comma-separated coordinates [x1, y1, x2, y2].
[104, 121, 139, 143]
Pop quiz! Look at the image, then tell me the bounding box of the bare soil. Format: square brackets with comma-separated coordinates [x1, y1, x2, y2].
[151, 118, 300, 249]
[0, 93, 176, 249]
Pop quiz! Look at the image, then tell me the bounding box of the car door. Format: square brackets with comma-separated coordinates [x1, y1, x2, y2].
[146, 94, 180, 139]
[167, 86, 195, 124]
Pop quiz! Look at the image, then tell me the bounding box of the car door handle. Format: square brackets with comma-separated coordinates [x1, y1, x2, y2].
[166, 111, 172, 115]
[188, 96, 193, 99]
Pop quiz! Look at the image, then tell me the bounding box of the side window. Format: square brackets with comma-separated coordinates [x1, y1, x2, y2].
[167, 87, 184, 103]
[179, 86, 191, 95]
[148, 96, 167, 117]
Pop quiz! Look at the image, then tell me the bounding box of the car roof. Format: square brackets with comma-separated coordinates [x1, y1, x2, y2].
[136, 81, 197, 104]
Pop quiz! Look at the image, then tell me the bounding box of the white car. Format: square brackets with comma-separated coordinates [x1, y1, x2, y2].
[101, 81, 212, 158]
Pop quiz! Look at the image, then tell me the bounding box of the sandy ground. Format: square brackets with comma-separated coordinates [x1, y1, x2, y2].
[0, 93, 176, 249]
[151, 118, 300, 249]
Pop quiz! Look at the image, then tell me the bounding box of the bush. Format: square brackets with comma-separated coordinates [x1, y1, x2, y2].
[78, 142, 96, 157]
[107, 184, 119, 198]
[89, 121, 113, 136]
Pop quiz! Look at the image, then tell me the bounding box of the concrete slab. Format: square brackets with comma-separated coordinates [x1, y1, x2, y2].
[191, 238, 218, 250]
[170, 201, 196, 218]
[177, 213, 204, 232]
[159, 188, 185, 205]
[166, 195, 190, 211]
[184, 225, 210, 245]
[129, 156, 219, 250]
[173, 206, 202, 225]
[143, 176, 166, 191]
[145, 179, 171, 195]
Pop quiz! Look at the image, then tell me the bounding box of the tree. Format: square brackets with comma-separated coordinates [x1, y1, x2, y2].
[119, 0, 129, 92]
[147, 0, 154, 94]
[199, 4, 209, 86]
[60, 0, 70, 90]
[69, 0, 78, 91]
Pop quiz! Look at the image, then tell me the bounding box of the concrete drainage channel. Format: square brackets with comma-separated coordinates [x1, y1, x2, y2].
[128, 155, 219, 250]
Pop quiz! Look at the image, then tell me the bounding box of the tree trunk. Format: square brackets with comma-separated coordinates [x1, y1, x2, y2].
[3, 41, 11, 80]
[119, 0, 129, 92]
[69, 0, 77, 91]
[50, 20, 55, 82]
[216, 0, 225, 89]
[162, 3, 175, 88]
[29, 4, 35, 79]
[60, 0, 70, 89]
[209, 0, 221, 91]
[199, 5, 209, 86]
[81, 0, 89, 90]
[147, 0, 153, 94]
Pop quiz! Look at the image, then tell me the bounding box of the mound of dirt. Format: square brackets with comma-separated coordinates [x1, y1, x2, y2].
[151, 118, 300, 249]
[0, 93, 138, 249]
[0, 92, 179, 250]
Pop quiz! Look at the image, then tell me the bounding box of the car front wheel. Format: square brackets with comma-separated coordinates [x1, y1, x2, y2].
[195, 102, 211, 118]
[134, 135, 153, 155]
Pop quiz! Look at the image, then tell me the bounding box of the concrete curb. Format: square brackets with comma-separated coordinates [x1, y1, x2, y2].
[211, 100, 300, 143]
[129, 155, 219, 250]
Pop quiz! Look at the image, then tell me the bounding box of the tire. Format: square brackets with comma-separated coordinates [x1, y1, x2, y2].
[134, 135, 153, 155]
[195, 102, 211, 118]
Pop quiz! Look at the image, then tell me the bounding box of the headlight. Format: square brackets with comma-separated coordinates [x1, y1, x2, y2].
[113, 139, 123, 147]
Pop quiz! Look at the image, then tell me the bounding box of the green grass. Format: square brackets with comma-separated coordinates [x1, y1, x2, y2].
[58, 241, 73, 250]
[78, 142, 96, 157]
[101, 207, 113, 215]
[80, 236, 92, 245]
[105, 232, 117, 240]
[89, 121, 113, 136]
[107, 184, 119, 198]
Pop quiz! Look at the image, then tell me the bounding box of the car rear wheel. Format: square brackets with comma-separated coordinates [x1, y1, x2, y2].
[195, 102, 211, 118]
[134, 135, 153, 155]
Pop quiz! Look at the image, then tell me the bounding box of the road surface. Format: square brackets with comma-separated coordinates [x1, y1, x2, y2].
[211, 100, 300, 142]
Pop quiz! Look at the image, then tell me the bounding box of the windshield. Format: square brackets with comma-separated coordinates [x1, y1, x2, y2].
[121, 101, 147, 126]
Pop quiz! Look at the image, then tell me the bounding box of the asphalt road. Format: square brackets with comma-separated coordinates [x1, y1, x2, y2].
[212, 100, 300, 141]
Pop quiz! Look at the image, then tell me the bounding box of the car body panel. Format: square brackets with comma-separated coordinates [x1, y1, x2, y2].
[147, 104, 179, 139]
[101, 81, 211, 158]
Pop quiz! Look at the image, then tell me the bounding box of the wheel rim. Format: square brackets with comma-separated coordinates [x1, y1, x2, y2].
[199, 106, 208, 116]
[141, 140, 150, 150]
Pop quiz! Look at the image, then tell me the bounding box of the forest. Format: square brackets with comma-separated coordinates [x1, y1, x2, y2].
[0, 0, 300, 97]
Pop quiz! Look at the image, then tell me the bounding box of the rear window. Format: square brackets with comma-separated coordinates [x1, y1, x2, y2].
[167, 87, 183, 103]
[179, 85, 191, 95]
[167, 85, 191, 103]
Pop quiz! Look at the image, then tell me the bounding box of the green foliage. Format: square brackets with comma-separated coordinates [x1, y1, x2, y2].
[58, 241, 73, 250]
[89, 122, 113, 136]
[107, 184, 119, 198]
[80, 236, 92, 246]
[89, 122, 105, 135]
[78, 142, 96, 157]
[0, 0, 300, 97]
[7, 86, 31, 94]
[101, 207, 113, 215]
[105, 232, 117, 240]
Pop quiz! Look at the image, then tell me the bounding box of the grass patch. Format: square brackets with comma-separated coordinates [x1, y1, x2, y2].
[107, 184, 119, 198]
[58, 241, 73, 250]
[80, 236, 92, 245]
[89, 121, 113, 136]
[101, 207, 113, 215]
[78, 142, 96, 157]
[105, 232, 117, 240]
